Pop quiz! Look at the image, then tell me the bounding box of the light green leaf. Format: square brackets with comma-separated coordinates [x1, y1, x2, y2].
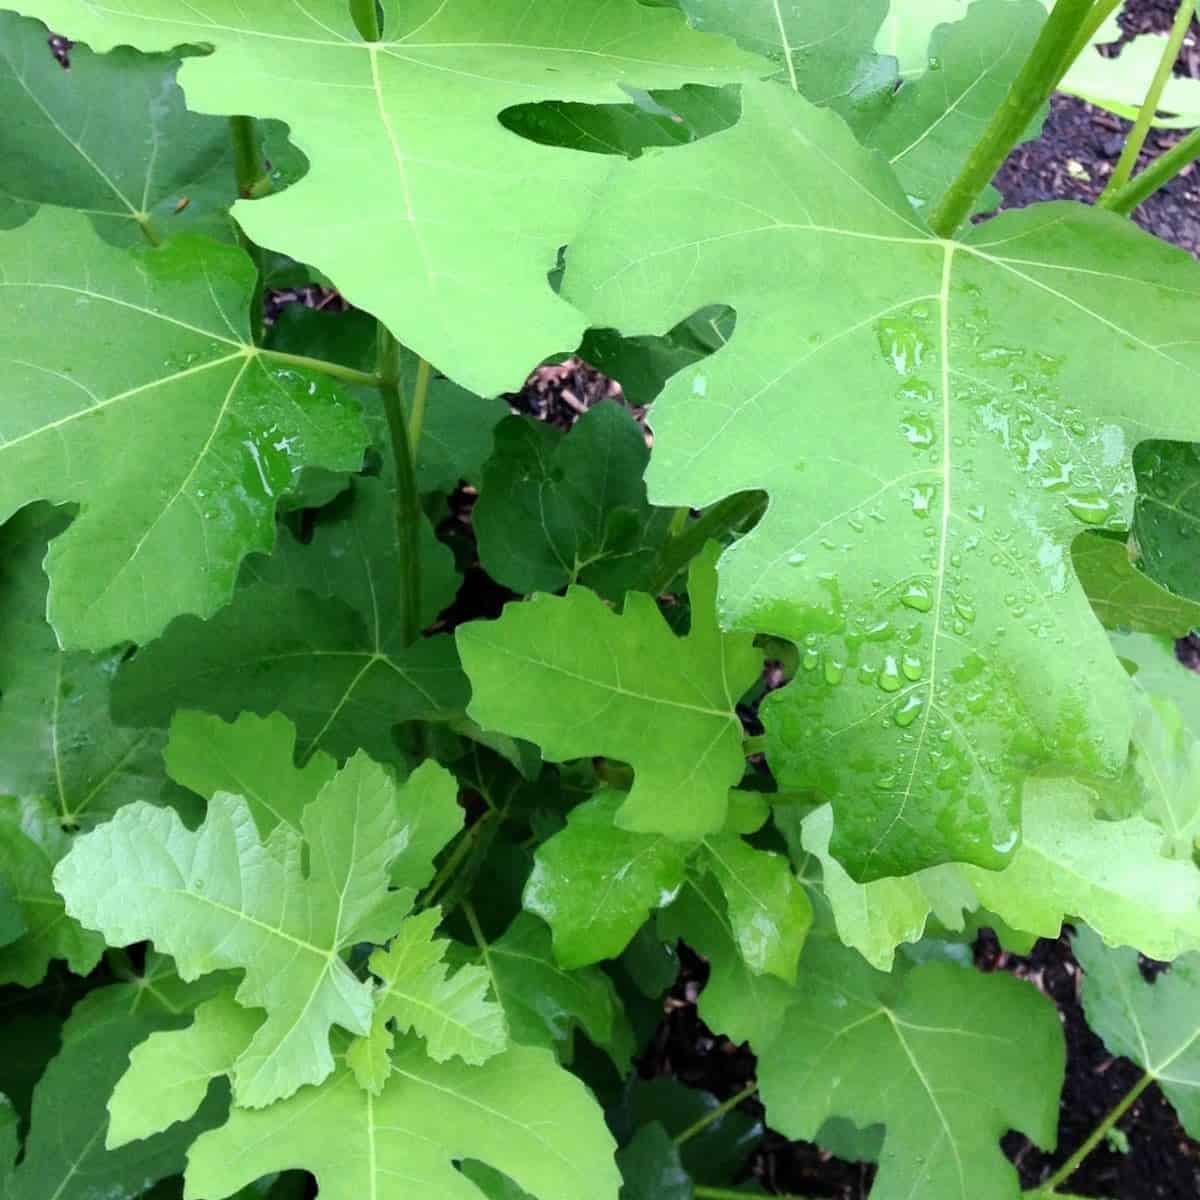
[108, 990, 262, 1150]
[6, 974, 225, 1200]
[524, 790, 693, 969]
[678, 0, 889, 107]
[657, 874, 797, 1049]
[475, 403, 666, 599]
[797, 804, 971, 972]
[864, 0, 1046, 212]
[112, 486, 469, 767]
[700, 834, 811, 983]
[387, 759, 466, 893]
[458, 544, 761, 838]
[874, 0, 970, 78]
[461, 912, 634, 1071]
[0, 10, 241, 245]
[1134, 442, 1200, 602]
[0, 208, 366, 650]
[1127, 693, 1200, 857]
[567, 78, 1200, 879]
[1061, 31, 1200, 129]
[363, 907, 506, 1070]
[1075, 926, 1200, 1136]
[963, 778, 1200, 961]
[164, 710, 337, 838]
[0, 506, 173, 832]
[759, 929, 1064, 1200]
[54, 752, 440, 1107]
[0, 794, 104, 985]
[14, 0, 762, 397]
[1076, 530, 1200, 635]
[184, 1043, 621, 1200]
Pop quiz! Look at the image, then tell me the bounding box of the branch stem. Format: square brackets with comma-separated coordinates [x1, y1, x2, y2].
[256, 347, 380, 388]
[349, 0, 382, 40]
[1103, 126, 1200, 214]
[378, 328, 423, 646]
[1039, 1071, 1153, 1193]
[674, 1082, 758, 1146]
[927, 0, 1096, 236]
[1101, 0, 1196, 201]
[407, 356, 432, 461]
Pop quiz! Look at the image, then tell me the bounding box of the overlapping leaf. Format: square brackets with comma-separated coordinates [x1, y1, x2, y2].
[0, 11, 238, 245]
[459, 544, 760, 837]
[14, 0, 763, 396]
[1133, 441, 1200, 602]
[456, 912, 634, 1070]
[475, 403, 669, 599]
[171, 1039, 620, 1200]
[759, 924, 1064, 1200]
[55, 751, 457, 1107]
[112, 476, 468, 766]
[0, 208, 366, 650]
[359, 907, 506, 1074]
[1076, 531, 1200, 636]
[5, 962, 227, 1200]
[567, 79, 1200, 878]
[1075, 926, 1200, 1136]
[0, 506, 175, 833]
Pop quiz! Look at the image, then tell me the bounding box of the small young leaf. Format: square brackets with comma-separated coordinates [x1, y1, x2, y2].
[759, 927, 1064, 1200]
[55, 753, 449, 1107]
[1134, 442, 1200, 602]
[701, 834, 812, 983]
[0, 210, 367, 650]
[475, 403, 666, 599]
[458, 912, 634, 1072]
[657, 875, 797, 1049]
[524, 790, 693, 969]
[184, 1044, 622, 1200]
[1075, 531, 1200, 635]
[363, 907, 506, 1069]
[458, 544, 761, 837]
[164, 710, 337, 838]
[1075, 926, 1200, 1137]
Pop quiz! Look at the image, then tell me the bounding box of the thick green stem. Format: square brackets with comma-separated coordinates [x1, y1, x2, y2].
[1101, 0, 1196, 200]
[927, 0, 1096, 236]
[650, 492, 766, 595]
[674, 1083, 758, 1146]
[229, 115, 266, 342]
[1039, 1071, 1153, 1194]
[1103, 126, 1200, 214]
[349, 0, 382, 40]
[256, 347, 380, 388]
[378, 328, 423, 646]
[407, 356, 432, 462]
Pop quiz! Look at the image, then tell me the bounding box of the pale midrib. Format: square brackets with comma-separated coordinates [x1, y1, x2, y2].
[770, 0, 800, 92]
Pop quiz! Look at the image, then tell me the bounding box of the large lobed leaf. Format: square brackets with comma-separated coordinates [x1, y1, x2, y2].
[54, 750, 461, 1107]
[0, 209, 366, 650]
[13, 0, 764, 396]
[566, 79, 1200, 879]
